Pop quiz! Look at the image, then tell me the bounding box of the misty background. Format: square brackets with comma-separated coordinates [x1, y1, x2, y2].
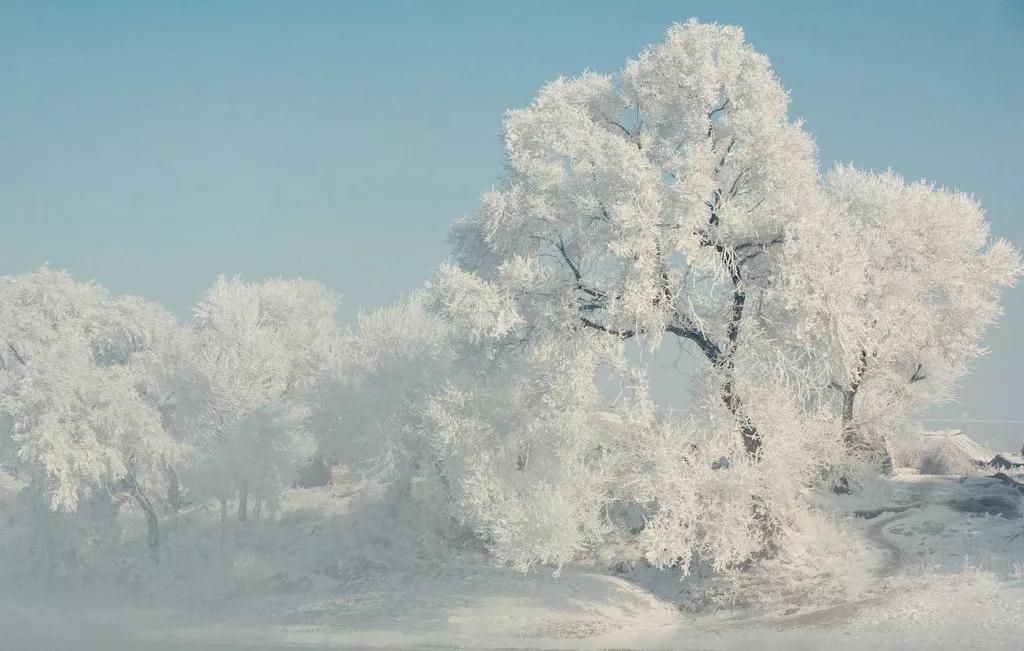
[2, 0, 1022, 440]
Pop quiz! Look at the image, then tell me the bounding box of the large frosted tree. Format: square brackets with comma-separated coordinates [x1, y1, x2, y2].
[450, 20, 824, 457]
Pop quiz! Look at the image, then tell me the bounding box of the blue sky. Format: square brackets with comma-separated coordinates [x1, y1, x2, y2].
[1, 1, 1022, 420]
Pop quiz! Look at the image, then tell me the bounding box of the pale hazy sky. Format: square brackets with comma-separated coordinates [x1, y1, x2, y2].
[1, 1, 1022, 421]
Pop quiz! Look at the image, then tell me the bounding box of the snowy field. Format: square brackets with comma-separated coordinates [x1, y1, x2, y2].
[3, 467, 1022, 651]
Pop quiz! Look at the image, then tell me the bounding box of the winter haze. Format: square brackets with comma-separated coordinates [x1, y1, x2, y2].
[1, 2, 1024, 649]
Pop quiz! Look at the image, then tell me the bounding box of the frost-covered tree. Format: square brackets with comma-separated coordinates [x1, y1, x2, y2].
[407, 263, 841, 573]
[93, 293, 194, 509]
[324, 278, 529, 495]
[186, 276, 338, 521]
[0, 269, 186, 553]
[424, 265, 626, 568]
[792, 167, 1022, 468]
[316, 267, 634, 569]
[377, 20, 849, 571]
[321, 290, 455, 485]
[450, 20, 824, 457]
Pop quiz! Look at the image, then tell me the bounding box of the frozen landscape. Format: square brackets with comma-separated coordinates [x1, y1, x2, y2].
[2, 3, 1023, 649]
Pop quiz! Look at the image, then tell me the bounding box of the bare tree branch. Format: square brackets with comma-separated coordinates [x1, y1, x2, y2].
[706, 99, 731, 137]
[609, 120, 632, 137]
[666, 322, 722, 363]
[556, 236, 607, 301]
[579, 316, 635, 339]
[909, 363, 927, 383]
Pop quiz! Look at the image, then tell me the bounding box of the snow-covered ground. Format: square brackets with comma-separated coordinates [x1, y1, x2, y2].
[2, 467, 1022, 650]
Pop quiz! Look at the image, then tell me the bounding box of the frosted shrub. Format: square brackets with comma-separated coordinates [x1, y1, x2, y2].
[918, 439, 977, 476]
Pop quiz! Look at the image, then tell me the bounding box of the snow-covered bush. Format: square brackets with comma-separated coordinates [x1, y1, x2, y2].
[917, 440, 977, 476]
[421, 331, 621, 571]
[319, 270, 633, 570]
[888, 425, 988, 476]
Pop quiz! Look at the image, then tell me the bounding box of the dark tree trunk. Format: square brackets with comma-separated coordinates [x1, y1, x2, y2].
[238, 479, 248, 522]
[570, 175, 764, 457]
[127, 476, 160, 555]
[841, 350, 867, 448]
[838, 351, 892, 475]
[841, 389, 856, 428]
[720, 284, 760, 457]
[164, 465, 183, 512]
